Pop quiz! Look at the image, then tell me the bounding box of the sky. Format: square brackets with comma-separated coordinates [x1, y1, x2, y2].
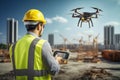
[0, 0, 120, 44]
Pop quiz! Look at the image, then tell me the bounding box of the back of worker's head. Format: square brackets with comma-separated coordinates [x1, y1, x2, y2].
[23, 9, 46, 36]
[24, 21, 43, 31]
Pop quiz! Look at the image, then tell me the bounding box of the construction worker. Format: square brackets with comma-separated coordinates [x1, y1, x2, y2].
[9, 9, 60, 80]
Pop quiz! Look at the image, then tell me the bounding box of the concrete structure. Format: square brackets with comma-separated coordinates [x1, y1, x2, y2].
[104, 25, 115, 49]
[7, 18, 18, 47]
[14, 20, 18, 42]
[115, 34, 120, 50]
[48, 34, 54, 48]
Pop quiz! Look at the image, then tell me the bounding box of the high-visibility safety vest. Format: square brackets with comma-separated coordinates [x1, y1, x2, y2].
[9, 34, 51, 80]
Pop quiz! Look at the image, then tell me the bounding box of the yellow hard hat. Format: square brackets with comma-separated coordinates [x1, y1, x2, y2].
[23, 9, 46, 24]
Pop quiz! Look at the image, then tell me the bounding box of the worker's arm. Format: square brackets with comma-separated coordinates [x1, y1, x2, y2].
[42, 41, 60, 75]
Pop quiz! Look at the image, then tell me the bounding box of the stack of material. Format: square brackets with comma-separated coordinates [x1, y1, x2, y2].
[102, 50, 120, 62]
[0, 49, 10, 63]
[76, 51, 100, 63]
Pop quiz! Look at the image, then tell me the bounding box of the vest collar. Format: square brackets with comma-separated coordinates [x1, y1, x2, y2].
[27, 32, 40, 39]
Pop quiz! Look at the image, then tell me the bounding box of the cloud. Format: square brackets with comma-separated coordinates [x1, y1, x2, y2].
[46, 16, 68, 24]
[52, 16, 68, 23]
[105, 21, 120, 26]
[46, 18, 53, 24]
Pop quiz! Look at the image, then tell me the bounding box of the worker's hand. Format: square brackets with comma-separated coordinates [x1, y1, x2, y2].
[55, 56, 63, 64]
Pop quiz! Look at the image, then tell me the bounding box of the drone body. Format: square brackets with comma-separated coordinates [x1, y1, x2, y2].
[71, 7, 102, 28]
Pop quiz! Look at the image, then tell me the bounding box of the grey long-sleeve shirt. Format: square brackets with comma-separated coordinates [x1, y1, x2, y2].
[27, 32, 60, 75]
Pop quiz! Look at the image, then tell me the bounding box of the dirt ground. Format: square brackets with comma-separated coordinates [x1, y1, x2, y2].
[0, 52, 120, 80]
[53, 52, 120, 80]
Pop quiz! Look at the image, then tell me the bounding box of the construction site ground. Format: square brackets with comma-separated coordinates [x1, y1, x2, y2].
[0, 52, 120, 80]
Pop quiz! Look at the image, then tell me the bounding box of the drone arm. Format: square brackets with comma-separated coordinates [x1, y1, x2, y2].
[76, 11, 82, 15]
[90, 12, 98, 18]
[80, 19, 82, 27]
[72, 13, 81, 18]
[78, 18, 81, 27]
[90, 19, 93, 27]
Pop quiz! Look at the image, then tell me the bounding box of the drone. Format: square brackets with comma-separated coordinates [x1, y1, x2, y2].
[71, 7, 103, 28]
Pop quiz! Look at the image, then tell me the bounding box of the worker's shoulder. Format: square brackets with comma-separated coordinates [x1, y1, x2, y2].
[38, 38, 47, 43]
[37, 38, 49, 45]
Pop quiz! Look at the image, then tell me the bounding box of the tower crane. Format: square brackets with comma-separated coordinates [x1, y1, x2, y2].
[93, 33, 100, 55]
[93, 33, 100, 48]
[82, 33, 93, 43]
[59, 34, 72, 50]
[73, 36, 84, 52]
[73, 36, 83, 47]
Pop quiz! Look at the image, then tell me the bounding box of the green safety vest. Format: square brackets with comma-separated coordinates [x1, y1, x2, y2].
[9, 34, 51, 80]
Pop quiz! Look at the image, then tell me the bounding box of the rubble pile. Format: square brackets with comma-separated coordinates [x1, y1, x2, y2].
[0, 49, 10, 63]
[53, 68, 120, 80]
[72, 68, 120, 80]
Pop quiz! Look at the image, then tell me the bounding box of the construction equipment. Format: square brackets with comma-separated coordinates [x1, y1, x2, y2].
[59, 34, 67, 50]
[73, 36, 83, 52]
[93, 33, 100, 54]
[59, 34, 72, 51]
[102, 50, 120, 62]
[93, 33, 100, 48]
[80, 32, 93, 45]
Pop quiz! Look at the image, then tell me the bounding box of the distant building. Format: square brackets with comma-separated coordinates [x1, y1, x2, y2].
[14, 20, 18, 42]
[7, 18, 18, 46]
[115, 34, 120, 50]
[48, 34, 54, 48]
[104, 25, 115, 49]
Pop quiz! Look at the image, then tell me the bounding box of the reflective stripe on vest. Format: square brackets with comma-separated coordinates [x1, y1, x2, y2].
[12, 38, 48, 80]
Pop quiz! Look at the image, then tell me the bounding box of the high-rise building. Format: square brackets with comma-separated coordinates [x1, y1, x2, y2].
[48, 34, 54, 48]
[14, 20, 18, 42]
[115, 34, 120, 50]
[104, 25, 115, 49]
[7, 18, 18, 46]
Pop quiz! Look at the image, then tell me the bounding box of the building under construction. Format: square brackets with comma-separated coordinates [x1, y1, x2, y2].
[7, 18, 18, 48]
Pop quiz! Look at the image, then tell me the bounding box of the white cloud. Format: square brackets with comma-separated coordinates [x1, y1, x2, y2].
[46, 16, 68, 24]
[52, 16, 68, 23]
[105, 21, 120, 26]
[46, 18, 53, 24]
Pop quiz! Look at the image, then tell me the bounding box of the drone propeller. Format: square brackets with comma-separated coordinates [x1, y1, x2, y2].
[91, 7, 103, 12]
[71, 7, 84, 11]
[76, 7, 84, 10]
